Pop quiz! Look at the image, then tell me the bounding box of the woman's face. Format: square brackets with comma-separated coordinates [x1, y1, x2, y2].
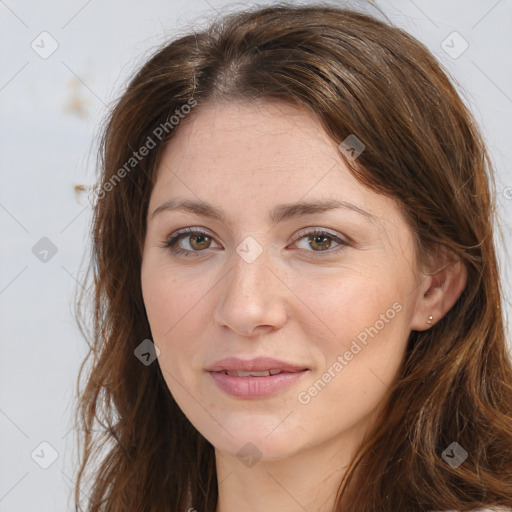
[141, 100, 426, 463]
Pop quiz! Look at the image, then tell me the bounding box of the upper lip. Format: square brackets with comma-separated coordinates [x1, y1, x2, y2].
[206, 357, 309, 373]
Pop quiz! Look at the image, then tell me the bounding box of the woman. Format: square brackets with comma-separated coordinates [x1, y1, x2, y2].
[74, 3, 512, 511]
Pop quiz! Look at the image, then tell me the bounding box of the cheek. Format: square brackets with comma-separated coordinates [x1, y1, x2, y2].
[141, 258, 210, 340]
[141, 259, 215, 397]
[295, 308, 408, 441]
[304, 267, 404, 340]
[300, 268, 410, 396]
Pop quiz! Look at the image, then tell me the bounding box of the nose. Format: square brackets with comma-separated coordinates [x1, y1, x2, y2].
[213, 248, 289, 338]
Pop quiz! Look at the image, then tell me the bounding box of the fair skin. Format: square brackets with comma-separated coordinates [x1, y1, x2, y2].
[140, 100, 467, 512]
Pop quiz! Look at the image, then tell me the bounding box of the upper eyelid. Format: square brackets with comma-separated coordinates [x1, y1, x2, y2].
[169, 226, 345, 240]
[167, 226, 349, 249]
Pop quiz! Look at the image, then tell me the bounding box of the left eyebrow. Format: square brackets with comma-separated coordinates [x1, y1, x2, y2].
[150, 198, 377, 224]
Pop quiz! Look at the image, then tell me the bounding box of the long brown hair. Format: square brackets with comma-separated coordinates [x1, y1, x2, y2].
[74, 3, 512, 511]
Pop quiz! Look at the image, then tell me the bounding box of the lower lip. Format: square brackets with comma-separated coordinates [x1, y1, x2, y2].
[208, 370, 309, 398]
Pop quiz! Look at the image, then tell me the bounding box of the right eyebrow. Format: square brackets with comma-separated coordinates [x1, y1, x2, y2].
[150, 198, 376, 224]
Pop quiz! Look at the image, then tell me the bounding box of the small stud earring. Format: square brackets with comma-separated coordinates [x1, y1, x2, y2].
[427, 315, 433, 325]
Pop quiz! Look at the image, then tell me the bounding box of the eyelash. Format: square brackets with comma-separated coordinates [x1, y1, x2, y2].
[160, 227, 349, 258]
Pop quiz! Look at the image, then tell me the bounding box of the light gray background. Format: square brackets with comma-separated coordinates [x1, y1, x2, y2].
[1, 0, 511, 510]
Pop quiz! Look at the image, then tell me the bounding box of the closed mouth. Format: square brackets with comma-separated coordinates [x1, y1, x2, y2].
[216, 369, 291, 377]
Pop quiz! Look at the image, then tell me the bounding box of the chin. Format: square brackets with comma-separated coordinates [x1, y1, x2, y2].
[214, 436, 300, 465]
[197, 415, 302, 463]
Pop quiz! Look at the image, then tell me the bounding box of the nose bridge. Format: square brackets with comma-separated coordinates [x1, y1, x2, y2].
[234, 246, 268, 293]
[226, 231, 273, 293]
[214, 238, 288, 334]
[225, 240, 272, 306]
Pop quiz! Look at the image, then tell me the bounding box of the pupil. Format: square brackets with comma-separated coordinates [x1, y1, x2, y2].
[311, 235, 330, 250]
[192, 234, 208, 249]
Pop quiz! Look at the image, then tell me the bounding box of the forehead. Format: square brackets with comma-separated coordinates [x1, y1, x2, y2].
[148, 100, 403, 231]
[153, 101, 360, 197]
[160, 101, 332, 168]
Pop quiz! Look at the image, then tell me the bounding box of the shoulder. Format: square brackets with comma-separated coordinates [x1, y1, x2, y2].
[471, 509, 512, 512]
[475, 509, 512, 512]
[433, 508, 512, 512]
[472, 508, 512, 512]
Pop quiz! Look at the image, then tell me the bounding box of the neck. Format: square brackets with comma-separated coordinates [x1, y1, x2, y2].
[214, 430, 363, 512]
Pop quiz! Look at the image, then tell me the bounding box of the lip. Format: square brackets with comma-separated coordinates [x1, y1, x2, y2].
[205, 356, 309, 373]
[208, 370, 309, 398]
[206, 357, 310, 398]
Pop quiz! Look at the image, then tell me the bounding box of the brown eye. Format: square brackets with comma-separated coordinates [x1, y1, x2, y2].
[162, 227, 348, 258]
[188, 233, 211, 250]
[294, 229, 349, 254]
[163, 228, 219, 257]
[308, 234, 333, 251]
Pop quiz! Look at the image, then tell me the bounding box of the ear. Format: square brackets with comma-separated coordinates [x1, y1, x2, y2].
[410, 245, 467, 331]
